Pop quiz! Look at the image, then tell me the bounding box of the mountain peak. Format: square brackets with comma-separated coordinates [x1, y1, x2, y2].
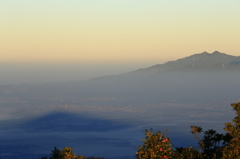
[130, 51, 240, 74]
[202, 51, 209, 54]
[212, 50, 221, 54]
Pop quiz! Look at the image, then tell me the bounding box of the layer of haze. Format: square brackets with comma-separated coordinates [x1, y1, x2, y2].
[0, 62, 155, 84]
[1, 0, 240, 84]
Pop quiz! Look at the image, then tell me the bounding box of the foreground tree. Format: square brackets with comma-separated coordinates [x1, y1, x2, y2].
[136, 128, 174, 159]
[41, 146, 103, 159]
[221, 102, 240, 159]
[136, 101, 240, 159]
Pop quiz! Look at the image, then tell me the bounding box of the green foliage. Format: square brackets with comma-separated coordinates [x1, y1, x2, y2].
[136, 101, 240, 159]
[136, 128, 173, 159]
[174, 146, 202, 159]
[221, 102, 240, 159]
[136, 127, 230, 159]
[50, 146, 62, 159]
[201, 129, 231, 159]
[43, 146, 104, 159]
[190, 126, 204, 150]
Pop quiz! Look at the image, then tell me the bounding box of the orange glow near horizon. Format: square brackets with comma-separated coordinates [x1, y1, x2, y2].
[1, 1, 240, 63]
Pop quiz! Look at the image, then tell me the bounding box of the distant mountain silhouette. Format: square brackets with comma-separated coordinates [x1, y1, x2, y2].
[0, 51, 239, 102]
[82, 51, 240, 101]
[127, 51, 240, 75]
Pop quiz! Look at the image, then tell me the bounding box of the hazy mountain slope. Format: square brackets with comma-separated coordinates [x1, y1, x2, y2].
[0, 51, 239, 102]
[128, 51, 240, 74]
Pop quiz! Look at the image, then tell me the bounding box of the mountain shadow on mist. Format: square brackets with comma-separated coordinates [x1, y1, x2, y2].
[17, 112, 133, 132]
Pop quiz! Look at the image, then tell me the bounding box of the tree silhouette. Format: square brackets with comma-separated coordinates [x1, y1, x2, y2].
[221, 102, 240, 159]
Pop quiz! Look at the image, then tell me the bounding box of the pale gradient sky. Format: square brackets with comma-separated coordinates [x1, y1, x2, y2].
[1, 0, 240, 63]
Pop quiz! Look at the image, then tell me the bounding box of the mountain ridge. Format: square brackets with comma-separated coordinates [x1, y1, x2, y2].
[127, 51, 240, 75]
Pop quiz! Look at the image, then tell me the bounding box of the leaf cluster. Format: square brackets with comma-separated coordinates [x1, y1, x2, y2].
[136, 101, 240, 159]
[41, 146, 104, 159]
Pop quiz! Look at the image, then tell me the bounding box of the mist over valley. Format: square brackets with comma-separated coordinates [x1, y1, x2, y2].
[0, 51, 239, 159]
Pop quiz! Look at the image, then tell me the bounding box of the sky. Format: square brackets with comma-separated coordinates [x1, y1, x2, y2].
[1, 0, 240, 84]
